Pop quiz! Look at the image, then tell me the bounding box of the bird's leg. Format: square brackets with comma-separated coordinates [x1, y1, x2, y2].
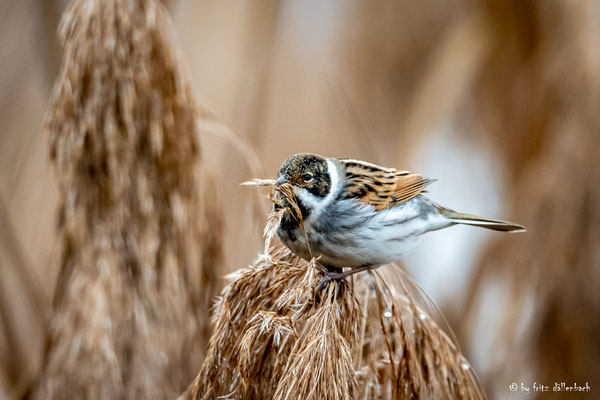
[316, 264, 375, 291]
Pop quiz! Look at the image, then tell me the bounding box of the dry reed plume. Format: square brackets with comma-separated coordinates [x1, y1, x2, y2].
[32, 0, 223, 398]
[182, 246, 484, 399]
[183, 183, 484, 399]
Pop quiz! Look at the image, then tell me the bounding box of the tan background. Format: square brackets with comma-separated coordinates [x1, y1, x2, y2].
[1, 0, 599, 398]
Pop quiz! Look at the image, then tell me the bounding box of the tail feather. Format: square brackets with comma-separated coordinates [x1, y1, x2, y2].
[441, 208, 526, 232]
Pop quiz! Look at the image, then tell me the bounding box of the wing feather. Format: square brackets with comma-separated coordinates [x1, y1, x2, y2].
[339, 159, 433, 210]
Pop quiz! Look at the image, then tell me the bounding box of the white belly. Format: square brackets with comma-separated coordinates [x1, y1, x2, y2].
[277, 196, 450, 268]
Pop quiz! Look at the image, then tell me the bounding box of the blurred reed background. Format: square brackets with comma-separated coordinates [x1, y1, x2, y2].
[1, 0, 598, 399]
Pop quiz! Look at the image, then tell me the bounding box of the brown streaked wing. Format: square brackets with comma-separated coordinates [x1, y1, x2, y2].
[339, 159, 433, 210]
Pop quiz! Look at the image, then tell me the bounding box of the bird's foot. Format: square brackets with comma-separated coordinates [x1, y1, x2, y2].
[316, 271, 345, 292]
[316, 264, 376, 292]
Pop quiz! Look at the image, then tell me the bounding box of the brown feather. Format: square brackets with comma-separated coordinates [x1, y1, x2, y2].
[340, 159, 432, 210]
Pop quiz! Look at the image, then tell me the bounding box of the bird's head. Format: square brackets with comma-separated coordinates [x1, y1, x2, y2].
[275, 153, 331, 199]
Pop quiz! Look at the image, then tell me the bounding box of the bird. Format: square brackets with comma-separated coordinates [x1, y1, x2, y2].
[272, 153, 525, 286]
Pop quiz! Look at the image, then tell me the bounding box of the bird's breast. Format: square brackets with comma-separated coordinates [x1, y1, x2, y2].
[275, 196, 440, 268]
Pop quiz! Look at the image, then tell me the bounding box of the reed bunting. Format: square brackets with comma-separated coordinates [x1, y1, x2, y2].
[272, 153, 525, 285]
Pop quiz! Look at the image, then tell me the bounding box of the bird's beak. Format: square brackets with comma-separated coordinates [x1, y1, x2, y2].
[274, 175, 288, 188]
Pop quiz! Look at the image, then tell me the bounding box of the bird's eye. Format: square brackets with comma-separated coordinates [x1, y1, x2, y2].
[302, 173, 313, 182]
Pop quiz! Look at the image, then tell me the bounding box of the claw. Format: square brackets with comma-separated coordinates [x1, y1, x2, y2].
[316, 274, 333, 292]
[316, 272, 344, 292]
[315, 264, 377, 292]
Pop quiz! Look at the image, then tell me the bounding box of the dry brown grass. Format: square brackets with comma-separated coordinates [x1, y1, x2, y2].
[181, 245, 484, 399]
[31, 0, 223, 398]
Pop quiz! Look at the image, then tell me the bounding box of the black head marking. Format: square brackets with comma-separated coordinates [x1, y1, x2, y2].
[278, 153, 331, 198]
